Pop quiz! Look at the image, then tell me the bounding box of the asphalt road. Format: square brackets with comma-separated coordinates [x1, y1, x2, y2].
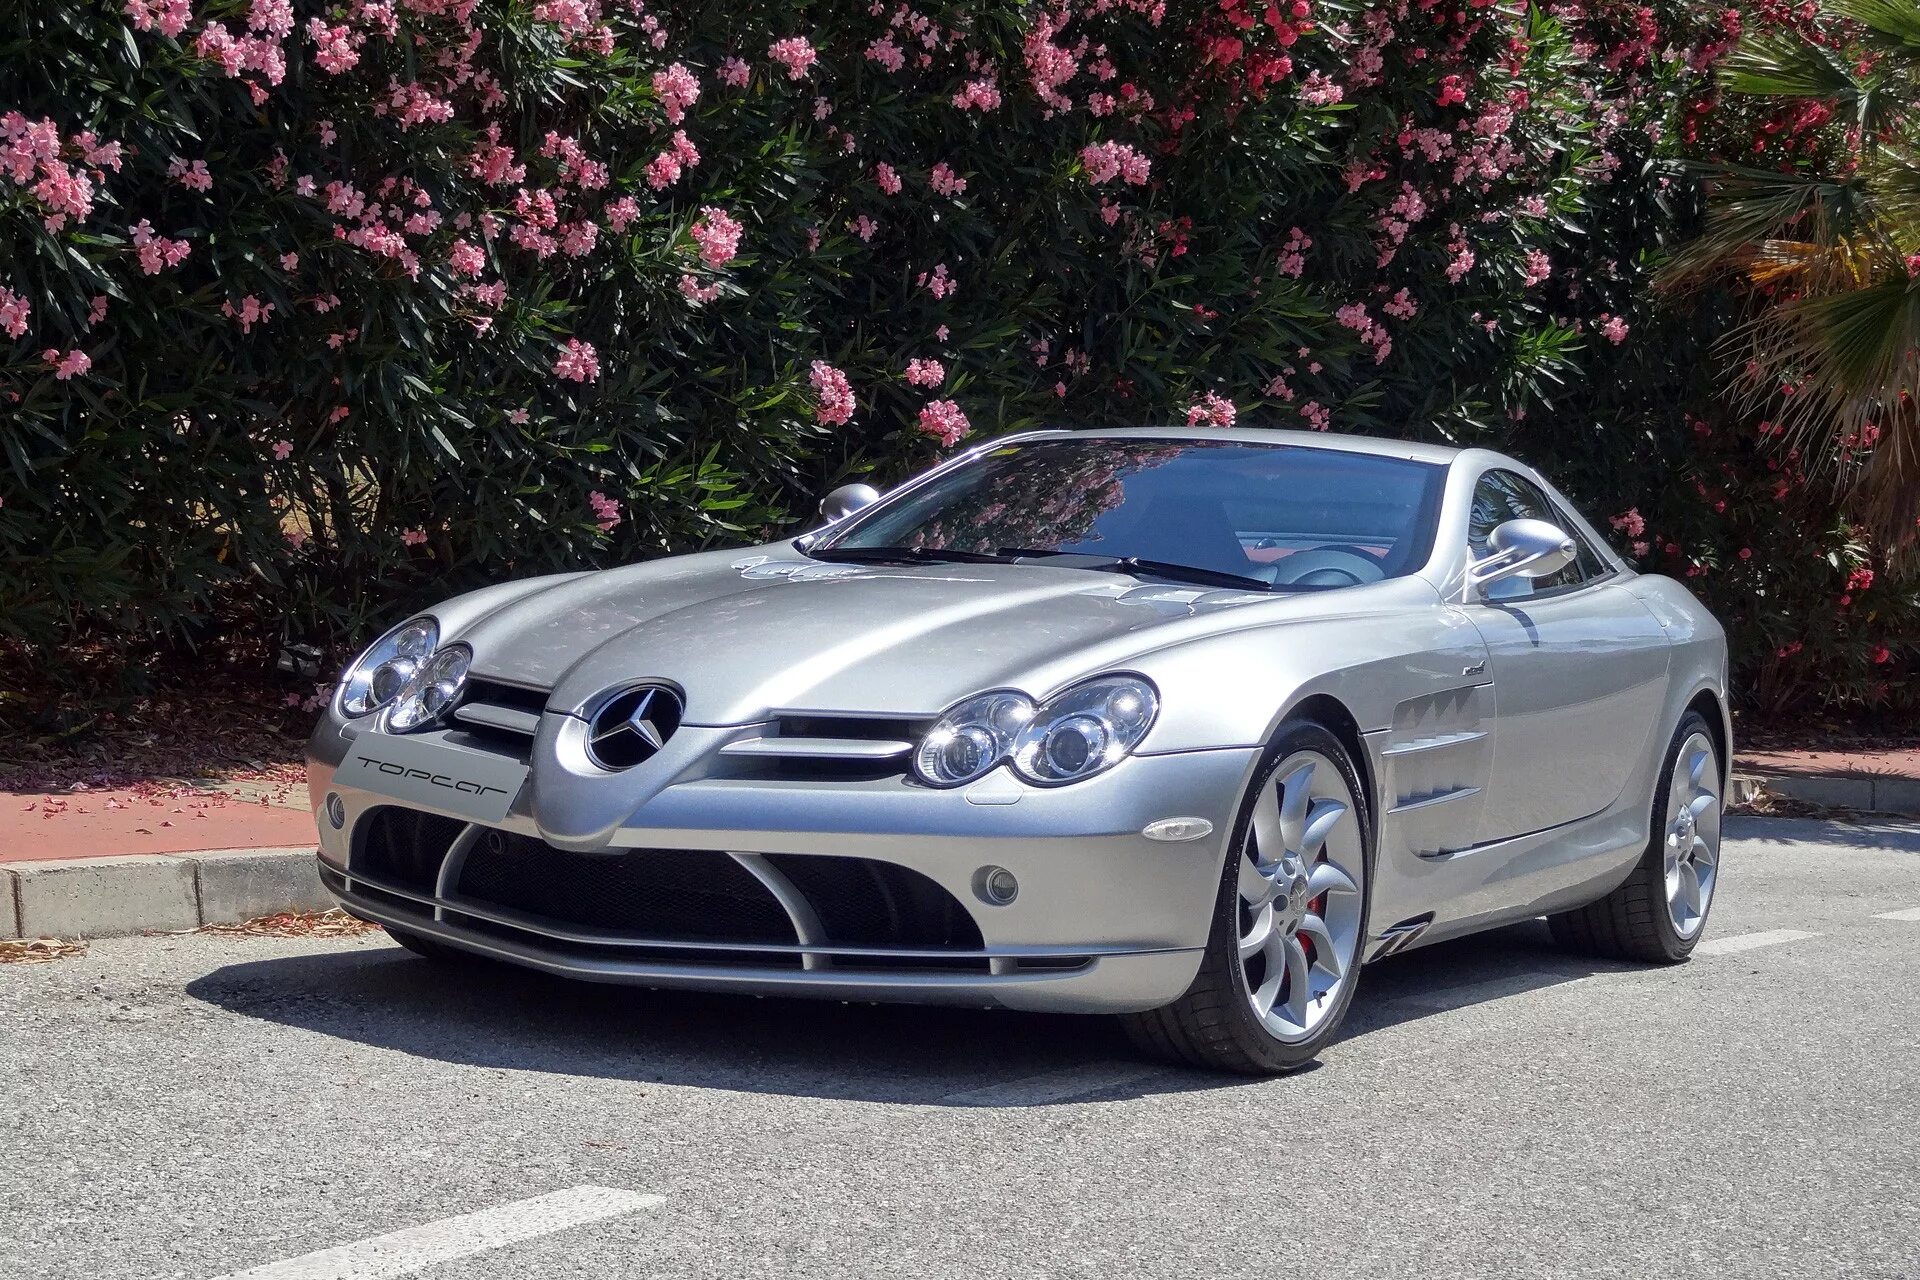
[4, 815, 1918, 1280]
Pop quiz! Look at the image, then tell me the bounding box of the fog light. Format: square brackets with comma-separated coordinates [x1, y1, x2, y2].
[324, 793, 346, 829]
[975, 865, 1019, 906]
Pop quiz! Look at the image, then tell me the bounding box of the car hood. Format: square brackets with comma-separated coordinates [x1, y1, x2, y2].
[454, 546, 1315, 723]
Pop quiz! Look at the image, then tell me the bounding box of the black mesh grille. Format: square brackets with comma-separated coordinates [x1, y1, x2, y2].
[353, 806, 465, 893]
[461, 678, 549, 715]
[454, 834, 798, 944]
[765, 854, 983, 950]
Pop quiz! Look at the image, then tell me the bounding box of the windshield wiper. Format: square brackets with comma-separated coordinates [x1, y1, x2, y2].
[805, 545, 1012, 566]
[993, 548, 1274, 593]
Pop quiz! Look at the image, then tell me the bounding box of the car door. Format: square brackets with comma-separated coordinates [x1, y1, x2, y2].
[1462, 469, 1670, 843]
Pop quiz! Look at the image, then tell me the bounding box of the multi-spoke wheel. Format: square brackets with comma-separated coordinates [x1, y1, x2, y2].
[1123, 720, 1372, 1074]
[1549, 710, 1723, 963]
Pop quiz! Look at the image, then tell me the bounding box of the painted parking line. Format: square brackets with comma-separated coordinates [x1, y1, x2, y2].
[1873, 907, 1920, 922]
[209, 1186, 664, 1280]
[942, 1061, 1171, 1106]
[1694, 929, 1818, 956]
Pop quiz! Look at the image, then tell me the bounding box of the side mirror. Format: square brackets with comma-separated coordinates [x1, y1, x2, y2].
[1466, 518, 1577, 598]
[818, 483, 880, 524]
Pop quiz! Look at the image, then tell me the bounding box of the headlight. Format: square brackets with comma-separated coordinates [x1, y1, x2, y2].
[1010, 676, 1158, 785]
[913, 691, 1035, 787]
[912, 676, 1159, 788]
[385, 643, 473, 733]
[337, 616, 439, 717]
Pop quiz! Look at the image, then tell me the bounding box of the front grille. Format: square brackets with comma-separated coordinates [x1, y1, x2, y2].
[451, 678, 549, 753]
[454, 834, 799, 945]
[335, 812, 1007, 977]
[766, 854, 984, 950]
[354, 806, 466, 893]
[715, 714, 931, 783]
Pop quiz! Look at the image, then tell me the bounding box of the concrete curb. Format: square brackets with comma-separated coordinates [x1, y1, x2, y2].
[0, 846, 328, 941]
[1734, 771, 1920, 817]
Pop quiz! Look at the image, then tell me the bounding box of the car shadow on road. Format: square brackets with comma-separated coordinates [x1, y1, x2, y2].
[1724, 814, 1920, 852]
[184, 919, 1633, 1108]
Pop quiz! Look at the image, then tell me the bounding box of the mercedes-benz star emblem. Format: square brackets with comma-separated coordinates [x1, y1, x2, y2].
[586, 685, 683, 770]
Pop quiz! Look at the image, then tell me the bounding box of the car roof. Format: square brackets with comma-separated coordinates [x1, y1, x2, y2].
[1012, 425, 1469, 468]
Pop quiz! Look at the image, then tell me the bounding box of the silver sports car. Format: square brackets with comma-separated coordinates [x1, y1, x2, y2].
[308, 427, 1728, 1073]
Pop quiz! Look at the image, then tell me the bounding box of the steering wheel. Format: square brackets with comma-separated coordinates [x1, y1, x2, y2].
[1262, 544, 1388, 588]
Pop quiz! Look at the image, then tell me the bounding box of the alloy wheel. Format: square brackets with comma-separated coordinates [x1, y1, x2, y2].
[1663, 731, 1722, 939]
[1236, 750, 1366, 1045]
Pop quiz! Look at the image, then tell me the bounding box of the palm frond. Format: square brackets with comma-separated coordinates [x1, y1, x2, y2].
[1825, 0, 1920, 60]
[1719, 28, 1899, 137]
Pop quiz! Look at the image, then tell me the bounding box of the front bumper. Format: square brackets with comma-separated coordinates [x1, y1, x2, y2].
[308, 717, 1257, 1015]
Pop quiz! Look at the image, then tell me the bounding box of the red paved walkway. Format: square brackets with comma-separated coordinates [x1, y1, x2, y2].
[0, 779, 314, 862]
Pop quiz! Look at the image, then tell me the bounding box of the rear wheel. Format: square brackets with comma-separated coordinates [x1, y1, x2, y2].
[1123, 721, 1372, 1074]
[1548, 711, 1722, 963]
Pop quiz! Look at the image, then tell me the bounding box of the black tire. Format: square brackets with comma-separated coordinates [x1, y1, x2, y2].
[1121, 720, 1374, 1075]
[1548, 710, 1720, 964]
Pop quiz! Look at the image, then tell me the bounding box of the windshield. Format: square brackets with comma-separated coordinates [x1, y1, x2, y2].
[817, 437, 1446, 589]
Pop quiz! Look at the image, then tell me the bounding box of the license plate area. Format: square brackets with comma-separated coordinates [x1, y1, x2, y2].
[337, 731, 529, 825]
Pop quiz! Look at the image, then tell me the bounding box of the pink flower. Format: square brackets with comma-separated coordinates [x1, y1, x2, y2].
[272, 439, 293, 461]
[401, 528, 428, 547]
[678, 274, 722, 303]
[689, 206, 742, 267]
[307, 19, 359, 74]
[848, 215, 878, 242]
[718, 56, 751, 87]
[874, 162, 901, 196]
[1598, 313, 1630, 344]
[554, 338, 601, 383]
[768, 36, 818, 81]
[0, 285, 29, 339]
[1185, 391, 1236, 429]
[87, 295, 109, 326]
[221, 294, 275, 332]
[587, 490, 622, 532]
[168, 157, 212, 192]
[124, 0, 192, 38]
[904, 358, 944, 389]
[809, 361, 855, 426]
[1521, 248, 1551, 287]
[929, 163, 967, 198]
[1437, 74, 1468, 107]
[1277, 226, 1311, 277]
[604, 196, 640, 232]
[1299, 400, 1331, 430]
[43, 347, 91, 379]
[916, 399, 969, 447]
[449, 239, 485, 278]
[917, 263, 956, 299]
[1609, 508, 1646, 538]
[654, 63, 701, 124]
[952, 77, 1002, 111]
[866, 35, 905, 73]
[935, 325, 950, 342]
[1381, 288, 1418, 320]
[1079, 140, 1150, 187]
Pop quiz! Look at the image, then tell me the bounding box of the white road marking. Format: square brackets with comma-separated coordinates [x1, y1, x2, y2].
[1694, 929, 1817, 956]
[209, 1186, 664, 1280]
[942, 1062, 1170, 1106]
[1873, 906, 1920, 922]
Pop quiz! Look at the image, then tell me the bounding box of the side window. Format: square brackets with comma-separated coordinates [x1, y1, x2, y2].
[1467, 470, 1606, 599]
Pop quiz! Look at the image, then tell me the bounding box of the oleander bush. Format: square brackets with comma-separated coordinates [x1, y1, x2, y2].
[0, 0, 1912, 716]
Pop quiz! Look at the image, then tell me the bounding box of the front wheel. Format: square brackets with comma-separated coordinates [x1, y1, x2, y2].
[1548, 710, 1723, 963]
[1122, 721, 1373, 1074]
